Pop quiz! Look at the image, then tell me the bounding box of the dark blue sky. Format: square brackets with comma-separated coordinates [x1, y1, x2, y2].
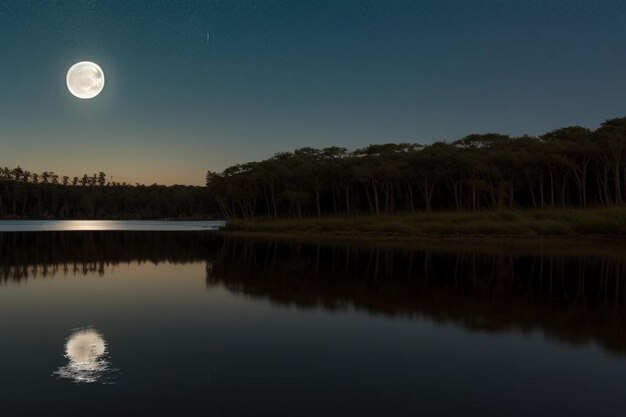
[2, 0, 626, 184]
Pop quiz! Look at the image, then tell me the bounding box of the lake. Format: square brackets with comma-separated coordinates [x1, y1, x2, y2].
[0, 220, 224, 232]
[1, 227, 626, 416]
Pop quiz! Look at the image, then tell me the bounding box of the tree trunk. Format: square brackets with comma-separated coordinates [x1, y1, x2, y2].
[472, 184, 477, 211]
[264, 190, 271, 218]
[560, 175, 568, 207]
[406, 183, 414, 211]
[549, 166, 555, 206]
[452, 183, 460, 211]
[371, 180, 380, 215]
[527, 175, 537, 208]
[363, 184, 374, 213]
[614, 156, 622, 203]
[270, 187, 278, 219]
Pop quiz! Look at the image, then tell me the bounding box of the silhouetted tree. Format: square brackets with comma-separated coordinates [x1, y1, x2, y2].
[207, 117, 626, 219]
[0, 169, 218, 219]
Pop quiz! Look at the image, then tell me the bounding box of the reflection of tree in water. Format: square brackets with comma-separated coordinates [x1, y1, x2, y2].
[0, 231, 220, 282]
[3, 232, 626, 354]
[207, 238, 626, 354]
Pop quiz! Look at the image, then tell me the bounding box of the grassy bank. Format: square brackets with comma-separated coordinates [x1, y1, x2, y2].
[222, 206, 626, 237]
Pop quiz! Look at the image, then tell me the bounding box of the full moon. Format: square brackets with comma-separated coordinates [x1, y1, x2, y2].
[66, 61, 105, 99]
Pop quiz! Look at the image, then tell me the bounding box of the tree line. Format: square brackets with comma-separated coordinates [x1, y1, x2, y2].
[206, 117, 626, 220]
[0, 168, 217, 219]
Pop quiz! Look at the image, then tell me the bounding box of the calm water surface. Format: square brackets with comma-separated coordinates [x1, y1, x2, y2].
[0, 220, 224, 231]
[1, 229, 626, 416]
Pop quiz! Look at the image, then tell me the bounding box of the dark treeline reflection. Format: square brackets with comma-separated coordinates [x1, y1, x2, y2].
[0, 232, 221, 282]
[3, 232, 626, 353]
[208, 238, 626, 354]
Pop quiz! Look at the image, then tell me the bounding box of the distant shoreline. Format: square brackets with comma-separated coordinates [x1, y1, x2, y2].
[220, 206, 626, 240]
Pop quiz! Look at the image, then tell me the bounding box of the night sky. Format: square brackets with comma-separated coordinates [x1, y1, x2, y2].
[2, 1, 626, 185]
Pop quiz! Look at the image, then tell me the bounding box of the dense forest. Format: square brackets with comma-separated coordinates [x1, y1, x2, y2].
[5, 116, 626, 220]
[0, 169, 216, 219]
[206, 117, 626, 220]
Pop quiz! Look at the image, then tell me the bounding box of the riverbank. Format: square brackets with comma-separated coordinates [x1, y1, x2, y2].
[222, 207, 626, 238]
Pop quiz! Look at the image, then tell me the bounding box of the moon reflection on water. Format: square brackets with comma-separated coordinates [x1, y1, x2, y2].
[54, 328, 114, 384]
